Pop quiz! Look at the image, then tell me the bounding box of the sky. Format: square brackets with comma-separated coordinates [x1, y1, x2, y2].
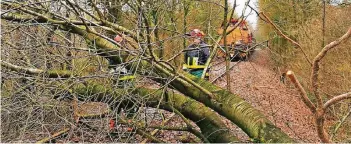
[229, 0, 258, 30]
[229, 0, 349, 30]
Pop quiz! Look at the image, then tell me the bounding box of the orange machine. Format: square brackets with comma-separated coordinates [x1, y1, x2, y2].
[217, 19, 255, 61]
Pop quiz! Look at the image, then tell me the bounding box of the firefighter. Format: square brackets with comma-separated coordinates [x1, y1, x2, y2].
[183, 29, 210, 78]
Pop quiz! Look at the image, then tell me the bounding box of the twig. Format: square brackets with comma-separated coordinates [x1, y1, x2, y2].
[141, 113, 175, 143]
[253, 86, 275, 89]
[331, 106, 351, 140]
[323, 92, 351, 110]
[136, 129, 166, 143]
[36, 128, 70, 143]
[170, 106, 209, 143]
[210, 61, 241, 83]
[118, 118, 165, 143]
[258, 12, 312, 65]
[88, 0, 104, 20]
[322, 0, 326, 47]
[72, 94, 79, 123]
[146, 125, 188, 131]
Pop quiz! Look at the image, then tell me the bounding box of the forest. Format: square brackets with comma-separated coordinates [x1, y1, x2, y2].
[1, 0, 350, 143]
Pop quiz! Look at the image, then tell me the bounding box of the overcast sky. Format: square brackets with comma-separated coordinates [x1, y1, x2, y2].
[229, 0, 258, 30]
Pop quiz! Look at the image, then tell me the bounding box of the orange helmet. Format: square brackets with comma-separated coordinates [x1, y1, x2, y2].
[114, 35, 123, 43]
[230, 18, 238, 24]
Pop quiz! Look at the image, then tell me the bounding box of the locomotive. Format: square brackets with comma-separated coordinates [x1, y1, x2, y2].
[217, 19, 256, 61]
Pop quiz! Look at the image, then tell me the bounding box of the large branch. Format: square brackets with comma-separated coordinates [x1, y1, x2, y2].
[73, 83, 239, 143]
[1, 13, 103, 26]
[311, 27, 351, 107]
[1, 60, 72, 78]
[286, 71, 316, 112]
[135, 88, 239, 143]
[162, 72, 294, 142]
[311, 27, 351, 143]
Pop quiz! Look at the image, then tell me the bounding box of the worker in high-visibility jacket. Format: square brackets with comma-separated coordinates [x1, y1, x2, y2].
[183, 29, 210, 78]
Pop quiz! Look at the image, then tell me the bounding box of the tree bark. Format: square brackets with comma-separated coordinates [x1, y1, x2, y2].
[136, 88, 239, 143]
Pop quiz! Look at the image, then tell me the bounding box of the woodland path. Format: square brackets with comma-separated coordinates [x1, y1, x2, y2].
[210, 48, 319, 142]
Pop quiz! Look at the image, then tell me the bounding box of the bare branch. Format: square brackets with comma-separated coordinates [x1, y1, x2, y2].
[258, 12, 312, 65]
[36, 128, 70, 143]
[312, 27, 351, 107]
[1, 60, 44, 74]
[331, 107, 351, 140]
[141, 113, 175, 143]
[169, 106, 210, 143]
[323, 92, 351, 110]
[1, 60, 72, 78]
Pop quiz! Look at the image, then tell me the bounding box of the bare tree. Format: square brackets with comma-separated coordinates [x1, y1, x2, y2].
[251, 4, 351, 142]
[1, 0, 295, 143]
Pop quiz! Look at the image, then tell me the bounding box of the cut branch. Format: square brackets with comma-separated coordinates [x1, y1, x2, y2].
[311, 27, 351, 143]
[1, 60, 43, 74]
[286, 70, 316, 112]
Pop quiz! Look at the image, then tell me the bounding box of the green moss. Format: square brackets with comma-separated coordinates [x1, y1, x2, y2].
[47, 70, 72, 78]
[135, 87, 239, 143]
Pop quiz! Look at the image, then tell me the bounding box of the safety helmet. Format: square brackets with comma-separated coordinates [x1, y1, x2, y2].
[114, 35, 123, 43]
[230, 18, 238, 24]
[186, 29, 205, 39]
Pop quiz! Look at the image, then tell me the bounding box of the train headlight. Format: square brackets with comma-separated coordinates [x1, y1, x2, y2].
[235, 40, 242, 45]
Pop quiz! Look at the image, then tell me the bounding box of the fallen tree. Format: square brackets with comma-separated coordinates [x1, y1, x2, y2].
[1, 0, 294, 142]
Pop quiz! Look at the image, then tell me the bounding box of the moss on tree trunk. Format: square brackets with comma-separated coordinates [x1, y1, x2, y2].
[135, 88, 239, 143]
[161, 70, 295, 142]
[69, 26, 295, 142]
[73, 84, 239, 142]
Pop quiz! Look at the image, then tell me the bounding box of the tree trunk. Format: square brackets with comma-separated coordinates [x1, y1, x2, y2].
[73, 83, 239, 143]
